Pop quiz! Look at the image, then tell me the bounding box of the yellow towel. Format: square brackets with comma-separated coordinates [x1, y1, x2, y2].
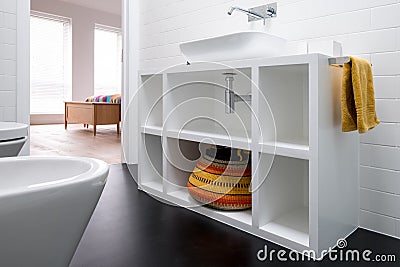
[341, 56, 380, 133]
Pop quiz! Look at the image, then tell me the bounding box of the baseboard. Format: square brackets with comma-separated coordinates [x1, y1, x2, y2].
[30, 114, 64, 125]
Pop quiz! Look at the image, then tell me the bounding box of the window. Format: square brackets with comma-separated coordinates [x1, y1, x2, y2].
[94, 25, 122, 96]
[30, 12, 72, 114]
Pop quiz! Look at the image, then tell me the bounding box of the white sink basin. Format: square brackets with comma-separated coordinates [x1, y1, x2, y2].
[0, 122, 28, 141]
[180, 32, 286, 63]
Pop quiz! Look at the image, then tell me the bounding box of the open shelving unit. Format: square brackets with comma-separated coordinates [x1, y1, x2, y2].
[137, 54, 359, 257]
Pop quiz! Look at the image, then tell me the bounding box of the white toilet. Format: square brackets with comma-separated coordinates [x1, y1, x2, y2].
[0, 122, 28, 157]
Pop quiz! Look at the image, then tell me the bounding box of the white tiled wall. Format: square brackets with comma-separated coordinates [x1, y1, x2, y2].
[0, 0, 17, 122]
[139, 0, 400, 237]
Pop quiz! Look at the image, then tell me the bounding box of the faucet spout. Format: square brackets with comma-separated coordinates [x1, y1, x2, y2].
[227, 4, 277, 25]
[227, 6, 264, 20]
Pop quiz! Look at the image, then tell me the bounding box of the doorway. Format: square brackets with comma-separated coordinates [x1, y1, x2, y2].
[29, 0, 123, 164]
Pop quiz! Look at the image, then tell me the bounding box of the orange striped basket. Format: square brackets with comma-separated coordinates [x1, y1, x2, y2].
[187, 145, 252, 211]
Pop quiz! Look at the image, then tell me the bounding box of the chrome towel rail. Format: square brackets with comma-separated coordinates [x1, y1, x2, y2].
[329, 56, 372, 68]
[328, 56, 350, 67]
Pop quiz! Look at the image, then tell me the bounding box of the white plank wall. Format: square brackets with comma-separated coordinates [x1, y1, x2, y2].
[138, 0, 400, 237]
[0, 0, 17, 122]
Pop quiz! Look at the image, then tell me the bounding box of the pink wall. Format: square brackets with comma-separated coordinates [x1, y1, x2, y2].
[31, 0, 121, 101]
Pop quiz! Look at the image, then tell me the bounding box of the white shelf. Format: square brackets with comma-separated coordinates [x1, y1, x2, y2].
[168, 188, 252, 226]
[141, 181, 163, 193]
[260, 207, 309, 247]
[168, 188, 192, 204]
[141, 125, 163, 136]
[259, 141, 309, 160]
[167, 129, 251, 150]
[214, 209, 252, 226]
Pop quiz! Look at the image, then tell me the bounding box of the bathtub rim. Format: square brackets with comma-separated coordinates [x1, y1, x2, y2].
[0, 156, 109, 198]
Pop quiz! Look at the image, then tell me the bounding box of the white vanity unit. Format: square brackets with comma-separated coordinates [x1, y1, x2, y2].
[137, 53, 359, 258]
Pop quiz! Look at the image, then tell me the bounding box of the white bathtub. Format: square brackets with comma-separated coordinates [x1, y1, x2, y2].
[0, 156, 109, 267]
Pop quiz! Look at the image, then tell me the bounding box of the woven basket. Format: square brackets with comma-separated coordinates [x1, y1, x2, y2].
[187, 145, 252, 210]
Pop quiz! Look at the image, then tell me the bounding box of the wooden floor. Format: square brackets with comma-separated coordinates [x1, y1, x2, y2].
[30, 124, 121, 164]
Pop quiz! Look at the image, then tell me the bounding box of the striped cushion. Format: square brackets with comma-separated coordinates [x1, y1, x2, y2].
[85, 94, 121, 104]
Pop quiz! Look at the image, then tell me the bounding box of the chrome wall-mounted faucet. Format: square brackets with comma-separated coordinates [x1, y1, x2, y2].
[228, 3, 277, 25]
[223, 73, 252, 114]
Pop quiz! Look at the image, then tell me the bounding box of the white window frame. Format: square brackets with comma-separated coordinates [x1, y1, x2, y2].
[30, 11, 72, 115]
[94, 23, 122, 96]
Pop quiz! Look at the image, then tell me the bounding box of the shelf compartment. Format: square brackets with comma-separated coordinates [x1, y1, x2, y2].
[138, 134, 163, 193]
[167, 129, 251, 150]
[164, 138, 200, 195]
[164, 68, 252, 142]
[141, 125, 163, 136]
[164, 137, 253, 225]
[259, 140, 309, 160]
[259, 207, 309, 246]
[139, 74, 163, 129]
[258, 64, 309, 147]
[257, 154, 309, 247]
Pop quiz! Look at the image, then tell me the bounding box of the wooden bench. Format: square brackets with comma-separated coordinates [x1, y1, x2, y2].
[64, 101, 121, 136]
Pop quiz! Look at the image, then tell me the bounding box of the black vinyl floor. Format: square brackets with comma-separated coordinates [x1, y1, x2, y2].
[70, 164, 400, 267]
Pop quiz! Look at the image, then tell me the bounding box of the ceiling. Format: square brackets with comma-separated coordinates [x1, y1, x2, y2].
[59, 0, 121, 15]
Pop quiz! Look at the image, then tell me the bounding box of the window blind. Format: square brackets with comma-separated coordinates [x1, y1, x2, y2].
[30, 12, 72, 114]
[94, 25, 122, 96]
